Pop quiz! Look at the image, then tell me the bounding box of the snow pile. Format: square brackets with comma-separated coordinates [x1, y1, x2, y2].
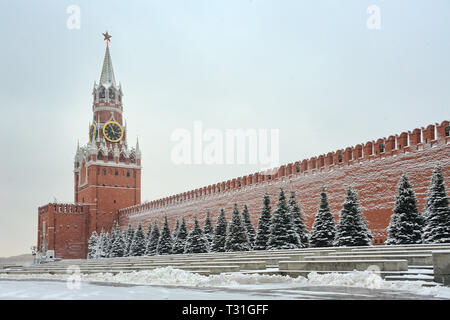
[81, 267, 302, 287]
[1, 268, 450, 298]
[306, 271, 389, 289]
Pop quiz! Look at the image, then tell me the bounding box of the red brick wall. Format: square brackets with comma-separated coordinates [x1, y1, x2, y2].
[119, 121, 450, 245]
[38, 204, 91, 259]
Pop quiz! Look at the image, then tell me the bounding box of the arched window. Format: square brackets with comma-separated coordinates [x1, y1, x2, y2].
[109, 89, 115, 99]
[108, 152, 114, 162]
[100, 87, 106, 99]
[97, 152, 104, 161]
[119, 154, 126, 163]
[379, 143, 385, 153]
[102, 168, 106, 175]
[446, 126, 450, 137]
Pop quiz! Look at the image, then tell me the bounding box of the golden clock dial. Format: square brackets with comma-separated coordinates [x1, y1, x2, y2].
[89, 124, 98, 142]
[103, 121, 124, 143]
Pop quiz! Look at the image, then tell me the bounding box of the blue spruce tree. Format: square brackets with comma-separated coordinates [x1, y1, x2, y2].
[423, 166, 450, 243]
[267, 188, 301, 250]
[334, 187, 372, 247]
[254, 193, 272, 250]
[310, 187, 336, 247]
[211, 209, 228, 252]
[225, 203, 251, 252]
[157, 216, 173, 255]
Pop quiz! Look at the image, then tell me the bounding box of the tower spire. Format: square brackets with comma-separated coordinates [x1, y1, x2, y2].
[99, 32, 116, 86]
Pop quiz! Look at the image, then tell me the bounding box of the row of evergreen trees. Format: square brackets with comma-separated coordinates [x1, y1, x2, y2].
[87, 189, 310, 258]
[87, 165, 449, 258]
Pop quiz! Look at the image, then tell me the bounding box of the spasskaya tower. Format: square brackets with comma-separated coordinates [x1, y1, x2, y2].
[73, 32, 141, 237]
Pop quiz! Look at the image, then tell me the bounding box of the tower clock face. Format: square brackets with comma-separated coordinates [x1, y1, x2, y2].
[103, 121, 124, 143]
[89, 124, 98, 142]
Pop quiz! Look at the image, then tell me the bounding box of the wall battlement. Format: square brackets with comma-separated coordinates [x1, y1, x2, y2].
[119, 120, 449, 218]
[38, 203, 89, 215]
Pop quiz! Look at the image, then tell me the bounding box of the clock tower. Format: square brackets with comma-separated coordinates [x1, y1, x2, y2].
[74, 32, 141, 236]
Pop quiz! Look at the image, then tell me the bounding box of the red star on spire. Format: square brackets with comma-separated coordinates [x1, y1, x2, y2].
[102, 31, 112, 47]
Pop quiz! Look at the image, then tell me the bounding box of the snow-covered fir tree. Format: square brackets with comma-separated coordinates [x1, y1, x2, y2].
[267, 188, 301, 250]
[385, 214, 400, 245]
[225, 203, 251, 252]
[145, 222, 160, 256]
[110, 223, 126, 257]
[184, 217, 209, 254]
[157, 216, 173, 255]
[334, 187, 372, 247]
[173, 219, 180, 240]
[124, 224, 135, 257]
[254, 193, 272, 250]
[288, 191, 309, 248]
[423, 166, 450, 243]
[211, 208, 228, 252]
[98, 229, 110, 258]
[310, 187, 336, 247]
[386, 174, 423, 245]
[87, 230, 99, 259]
[145, 223, 152, 251]
[203, 210, 214, 246]
[241, 204, 256, 248]
[173, 217, 188, 254]
[129, 223, 146, 256]
[99, 229, 111, 258]
[108, 223, 118, 257]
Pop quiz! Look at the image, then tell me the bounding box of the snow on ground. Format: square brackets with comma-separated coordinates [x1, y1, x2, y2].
[1, 268, 450, 299]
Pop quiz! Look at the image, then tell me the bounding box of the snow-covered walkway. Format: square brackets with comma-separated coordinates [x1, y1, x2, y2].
[1, 268, 449, 300]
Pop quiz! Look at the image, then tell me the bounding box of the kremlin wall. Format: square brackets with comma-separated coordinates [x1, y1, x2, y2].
[119, 121, 450, 246]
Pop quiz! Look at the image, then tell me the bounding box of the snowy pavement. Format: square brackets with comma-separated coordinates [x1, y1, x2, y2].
[1, 268, 449, 300]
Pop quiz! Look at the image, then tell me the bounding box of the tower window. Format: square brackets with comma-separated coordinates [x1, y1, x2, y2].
[127, 171, 130, 177]
[102, 169, 106, 175]
[113, 200, 116, 204]
[338, 154, 343, 163]
[109, 89, 115, 99]
[296, 165, 300, 173]
[115, 169, 118, 176]
[379, 143, 385, 153]
[100, 87, 105, 99]
[445, 126, 450, 137]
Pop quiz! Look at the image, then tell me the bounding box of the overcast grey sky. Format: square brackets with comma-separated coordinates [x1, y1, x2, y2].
[0, 0, 449, 257]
